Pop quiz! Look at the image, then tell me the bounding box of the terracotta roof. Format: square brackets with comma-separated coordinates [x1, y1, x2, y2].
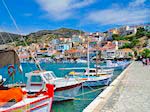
[39, 50, 47, 53]
[119, 48, 133, 52]
[65, 49, 79, 53]
[65, 49, 87, 53]
[103, 42, 116, 50]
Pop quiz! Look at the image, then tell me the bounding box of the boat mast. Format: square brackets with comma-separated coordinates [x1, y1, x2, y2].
[96, 50, 98, 76]
[96, 35, 100, 75]
[87, 35, 90, 76]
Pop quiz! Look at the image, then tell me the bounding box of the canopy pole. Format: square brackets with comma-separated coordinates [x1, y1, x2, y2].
[87, 35, 90, 78]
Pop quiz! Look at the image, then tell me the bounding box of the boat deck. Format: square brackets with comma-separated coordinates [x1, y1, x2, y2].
[84, 61, 150, 112]
[0, 95, 49, 111]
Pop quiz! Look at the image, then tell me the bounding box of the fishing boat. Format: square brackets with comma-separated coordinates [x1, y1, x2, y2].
[25, 71, 83, 101]
[97, 60, 130, 70]
[62, 36, 113, 87]
[76, 59, 87, 63]
[63, 67, 114, 76]
[0, 48, 54, 112]
[68, 71, 112, 87]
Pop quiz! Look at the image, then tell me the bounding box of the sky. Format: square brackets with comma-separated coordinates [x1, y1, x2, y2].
[0, 0, 149, 34]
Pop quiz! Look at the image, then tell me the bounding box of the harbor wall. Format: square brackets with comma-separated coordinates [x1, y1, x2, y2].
[83, 62, 134, 112]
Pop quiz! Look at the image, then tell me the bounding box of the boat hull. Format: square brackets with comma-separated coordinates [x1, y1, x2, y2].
[0, 96, 53, 112]
[54, 83, 82, 101]
[83, 77, 111, 87]
[101, 65, 126, 70]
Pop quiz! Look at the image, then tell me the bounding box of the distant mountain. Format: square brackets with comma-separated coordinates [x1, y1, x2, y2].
[0, 32, 23, 45]
[28, 28, 83, 37]
[0, 28, 84, 45]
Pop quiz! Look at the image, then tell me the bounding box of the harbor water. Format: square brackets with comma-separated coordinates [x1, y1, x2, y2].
[0, 63, 122, 112]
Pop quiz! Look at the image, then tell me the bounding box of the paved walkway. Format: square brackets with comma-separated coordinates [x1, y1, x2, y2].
[101, 62, 150, 112]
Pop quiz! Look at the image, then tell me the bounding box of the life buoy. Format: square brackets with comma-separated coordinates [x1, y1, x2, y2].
[8, 65, 16, 76]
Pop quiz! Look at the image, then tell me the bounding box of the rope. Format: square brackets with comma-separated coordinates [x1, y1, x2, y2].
[0, 26, 34, 71]
[2, 0, 42, 71]
[54, 95, 93, 101]
[55, 95, 94, 101]
[54, 86, 107, 101]
[0, 32, 6, 44]
[76, 86, 107, 97]
[0, 27, 34, 86]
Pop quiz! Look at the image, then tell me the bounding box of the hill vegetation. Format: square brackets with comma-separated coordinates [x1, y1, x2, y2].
[112, 27, 150, 49]
[0, 28, 84, 45]
[0, 32, 22, 45]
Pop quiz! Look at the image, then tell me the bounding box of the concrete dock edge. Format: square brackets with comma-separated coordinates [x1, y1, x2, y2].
[83, 62, 134, 112]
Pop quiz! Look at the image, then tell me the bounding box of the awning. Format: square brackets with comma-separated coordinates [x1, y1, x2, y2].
[0, 49, 20, 68]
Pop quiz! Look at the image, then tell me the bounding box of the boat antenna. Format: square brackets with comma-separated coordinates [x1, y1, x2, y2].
[2, 0, 42, 71]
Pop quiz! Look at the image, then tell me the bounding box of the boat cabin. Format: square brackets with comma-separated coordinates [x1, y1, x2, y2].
[84, 68, 99, 76]
[25, 71, 56, 93]
[84, 68, 113, 76]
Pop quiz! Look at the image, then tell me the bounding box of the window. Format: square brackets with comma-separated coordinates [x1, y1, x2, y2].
[43, 73, 56, 81]
[51, 72, 56, 78]
[31, 76, 42, 83]
[89, 70, 96, 73]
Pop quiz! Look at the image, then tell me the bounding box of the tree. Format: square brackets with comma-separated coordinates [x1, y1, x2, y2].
[112, 34, 119, 39]
[130, 39, 140, 47]
[136, 27, 146, 38]
[112, 35, 126, 40]
[120, 39, 139, 49]
[120, 43, 132, 49]
[141, 49, 150, 58]
[128, 52, 133, 58]
[146, 32, 150, 38]
[126, 35, 136, 41]
[51, 55, 56, 59]
[133, 50, 138, 57]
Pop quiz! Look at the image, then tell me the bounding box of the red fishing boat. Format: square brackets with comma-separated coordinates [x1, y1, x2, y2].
[0, 48, 54, 112]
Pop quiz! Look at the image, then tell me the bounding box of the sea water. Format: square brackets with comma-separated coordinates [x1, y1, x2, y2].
[0, 63, 122, 112]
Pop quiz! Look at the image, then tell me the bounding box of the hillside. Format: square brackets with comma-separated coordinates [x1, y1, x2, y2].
[112, 27, 150, 49]
[0, 32, 22, 45]
[0, 28, 84, 45]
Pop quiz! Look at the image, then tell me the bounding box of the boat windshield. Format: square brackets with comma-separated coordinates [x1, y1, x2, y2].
[43, 72, 56, 81]
[31, 75, 42, 83]
[50, 72, 57, 78]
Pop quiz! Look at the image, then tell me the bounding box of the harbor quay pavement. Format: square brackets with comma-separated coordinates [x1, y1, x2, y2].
[84, 61, 150, 112]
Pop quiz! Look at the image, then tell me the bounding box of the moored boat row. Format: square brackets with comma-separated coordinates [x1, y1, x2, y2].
[0, 48, 130, 111]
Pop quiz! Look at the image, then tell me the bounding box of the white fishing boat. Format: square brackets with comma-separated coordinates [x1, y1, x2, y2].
[76, 59, 87, 63]
[62, 36, 113, 87]
[64, 67, 113, 76]
[98, 60, 130, 70]
[0, 48, 54, 112]
[82, 68, 113, 76]
[25, 70, 83, 102]
[68, 71, 112, 87]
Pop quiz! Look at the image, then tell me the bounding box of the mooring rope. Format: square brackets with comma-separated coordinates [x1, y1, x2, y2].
[76, 86, 107, 97]
[54, 86, 107, 101]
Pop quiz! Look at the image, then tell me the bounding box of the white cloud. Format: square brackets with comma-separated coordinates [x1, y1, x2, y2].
[36, 0, 95, 20]
[129, 0, 146, 7]
[86, 0, 150, 26]
[87, 8, 149, 25]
